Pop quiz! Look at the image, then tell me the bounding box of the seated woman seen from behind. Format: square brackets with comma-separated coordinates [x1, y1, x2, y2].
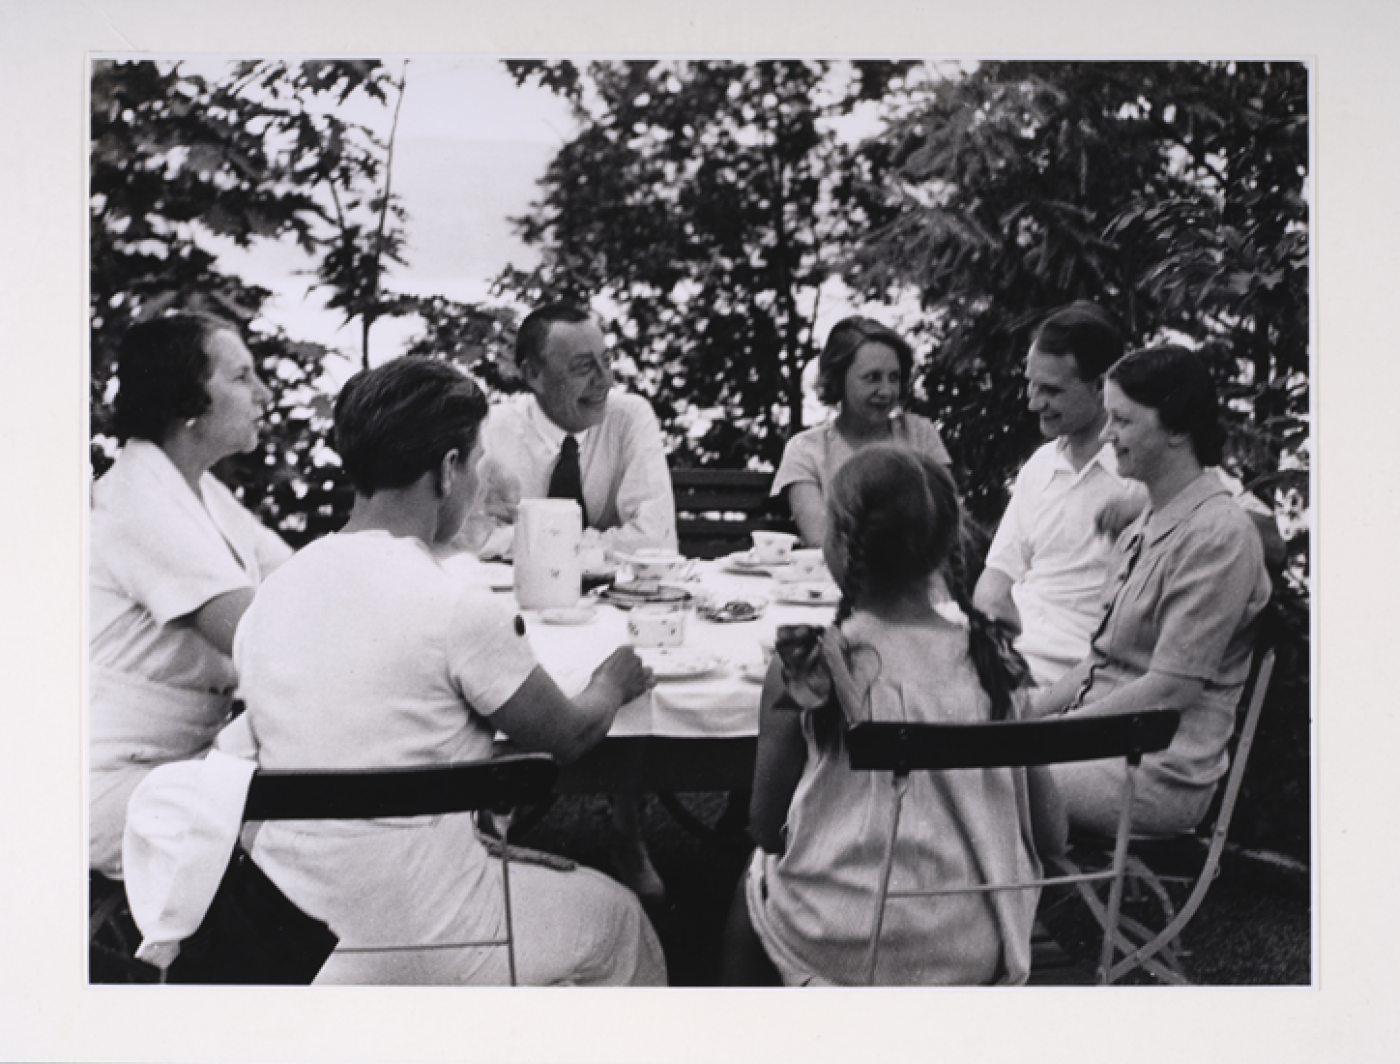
[723, 444, 1065, 987]
[89, 312, 292, 878]
[1030, 345, 1272, 838]
[230, 356, 666, 986]
[772, 317, 952, 548]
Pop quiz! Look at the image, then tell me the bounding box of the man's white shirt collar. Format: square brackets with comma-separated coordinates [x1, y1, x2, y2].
[1051, 435, 1121, 482]
[526, 393, 597, 449]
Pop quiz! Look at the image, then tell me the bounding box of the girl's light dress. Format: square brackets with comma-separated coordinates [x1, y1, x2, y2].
[747, 611, 1042, 986]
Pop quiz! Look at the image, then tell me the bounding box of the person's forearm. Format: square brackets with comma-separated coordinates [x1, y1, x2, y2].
[1030, 658, 1091, 718]
[972, 567, 1021, 633]
[1059, 669, 1202, 722]
[609, 496, 678, 553]
[749, 664, 806, 853]
[560, 682, 625, 759]
[785, 484, 826, 548]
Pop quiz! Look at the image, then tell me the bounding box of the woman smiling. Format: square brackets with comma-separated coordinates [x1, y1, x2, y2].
[772, 317, 951, 547]
[1031, 345, 1271, 836]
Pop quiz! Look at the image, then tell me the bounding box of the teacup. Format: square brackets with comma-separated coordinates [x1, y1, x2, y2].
[751, 530, 797, 565]
[620, 548, 688, 582]
[626, 603, 686, 648]
[789, 547, 826, 580]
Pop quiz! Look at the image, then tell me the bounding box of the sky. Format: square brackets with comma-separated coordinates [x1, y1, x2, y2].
[208, 57, 576, 367]
[202, 55, 903, 406]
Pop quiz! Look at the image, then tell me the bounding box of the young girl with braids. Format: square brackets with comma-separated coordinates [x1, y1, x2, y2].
[721, 443, 1065, 986]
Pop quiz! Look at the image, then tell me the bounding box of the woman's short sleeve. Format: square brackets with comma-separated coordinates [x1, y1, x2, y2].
[903, 415, 953, 468]
[772, 428, 825, 498]
[97, 483, 255, 628]
[444, 591, 538, 717]
[1147, 510, 1266, 682]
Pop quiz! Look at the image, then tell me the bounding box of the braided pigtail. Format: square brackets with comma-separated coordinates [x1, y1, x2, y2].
[946, 519, 1030, 721]
[832, 521, 866, 630]
[812, 517, 868, 753]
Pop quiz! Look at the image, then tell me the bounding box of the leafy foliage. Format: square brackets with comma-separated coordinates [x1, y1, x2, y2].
[499, 60, 898, 467]
[91, 59, 422, 541]
[849, 60, 1310, 857]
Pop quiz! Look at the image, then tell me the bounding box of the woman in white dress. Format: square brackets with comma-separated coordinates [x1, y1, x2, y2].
[90, 312, 291, 878]
[232, 356, 666, 985]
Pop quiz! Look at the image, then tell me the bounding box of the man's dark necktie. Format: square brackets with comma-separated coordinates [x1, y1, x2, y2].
[547, 434, 588, 527]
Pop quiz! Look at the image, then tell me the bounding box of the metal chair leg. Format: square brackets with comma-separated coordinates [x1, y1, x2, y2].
[497, 809, 519, 987]
[865, 773, 909, 986]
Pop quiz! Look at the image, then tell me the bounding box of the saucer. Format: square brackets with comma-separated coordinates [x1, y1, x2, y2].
[540, 606, 598, 626]
[774, 582, 842, 607]
[638, 649, 723, 681]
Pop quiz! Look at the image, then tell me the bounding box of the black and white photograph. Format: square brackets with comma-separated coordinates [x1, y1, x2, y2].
[2, 0, 1394, 1060]
[85, 52, 1313, 990]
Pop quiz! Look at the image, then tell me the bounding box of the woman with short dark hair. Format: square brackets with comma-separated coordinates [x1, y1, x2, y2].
[773, 317, 951, 546]
[232, 356, 667, 986]
[89, 312, 291, 877]
[1032, 345, 1271, 836]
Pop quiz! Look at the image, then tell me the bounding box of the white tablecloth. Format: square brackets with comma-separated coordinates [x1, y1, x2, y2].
[443, 554, 837, 739]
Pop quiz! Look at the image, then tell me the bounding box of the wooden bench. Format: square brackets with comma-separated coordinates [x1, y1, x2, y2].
[282, 467, 800, 560]
[670, 468, 798, 559]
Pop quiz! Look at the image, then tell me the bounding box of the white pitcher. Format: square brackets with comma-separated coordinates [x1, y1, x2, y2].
[513, 499, 583, 609]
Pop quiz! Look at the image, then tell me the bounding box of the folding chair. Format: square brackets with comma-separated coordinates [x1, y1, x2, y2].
[1051, 635, 1278, 985]
[845, 709, 1181, 985]
[156, 754, 558, 985]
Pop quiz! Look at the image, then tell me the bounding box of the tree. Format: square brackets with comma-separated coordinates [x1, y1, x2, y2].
[228, 60, 416, 369]
[500, 60, 899, 468]
[90, 58, 418, 541]
[849, 60, 1310, 859]
[848, 61, 1309, 537]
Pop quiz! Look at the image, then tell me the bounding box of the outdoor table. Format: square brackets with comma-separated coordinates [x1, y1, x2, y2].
[445, 554, 838, 794]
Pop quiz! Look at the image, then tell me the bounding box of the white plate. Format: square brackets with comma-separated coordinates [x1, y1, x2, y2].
[774, 582, 842, 607]
[638, 649, 724, 681]
[720, 551, 793, 577]
[540, 606, 598, 626]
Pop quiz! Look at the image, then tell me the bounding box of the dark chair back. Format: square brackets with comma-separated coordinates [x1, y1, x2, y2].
[847, 710, 1181, 774]
[846, 709, 1180, 985]
[671, 469, 798, 558]
[243, 755, 558, 821]
[168, 755, 558, 986]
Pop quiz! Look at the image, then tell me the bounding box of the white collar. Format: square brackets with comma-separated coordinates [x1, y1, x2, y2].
[1052, 436, 1121, 481]
[526, 394, 593, 450]
[120, 439, 250, 570]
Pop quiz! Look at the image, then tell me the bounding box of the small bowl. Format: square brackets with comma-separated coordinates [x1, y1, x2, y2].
[697, 595, 768, 624]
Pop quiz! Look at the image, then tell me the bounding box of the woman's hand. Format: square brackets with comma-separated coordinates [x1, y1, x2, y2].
[587, 647, 656, 707]
[1094, 490, 1146, 541]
